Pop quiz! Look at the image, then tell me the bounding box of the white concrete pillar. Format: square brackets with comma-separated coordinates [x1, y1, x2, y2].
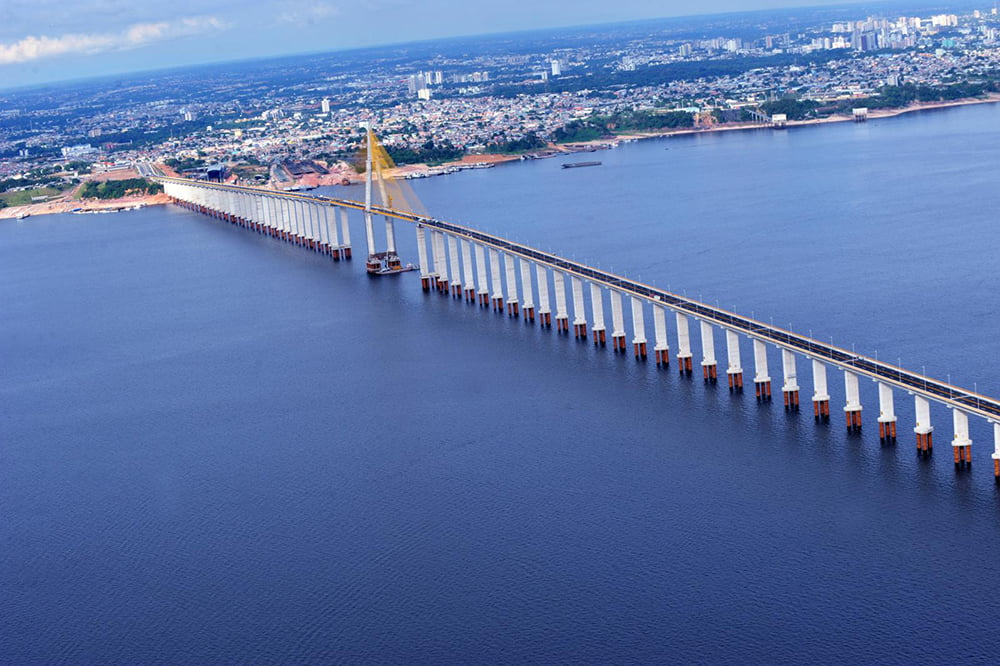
[781, 349, 799, 409]
[877, 384, 897, 441]
[489, 248, 504, 310]
[535, 264, 551, 326]
[504, 253, 520, 315]
[326, 207, 341, 256]
[475, 244, 490, 306]
[812, 360, 830, 420]
[844, 371, 862, 432]
[461, 241, 476, 301]
[630, 296, 647, 359]
[447, 235, 462, 297]
[519, 259, 535, 321]
[338, 208, 352, 259]
[700, 321, 717, 382]
[609, 290, 626, 352]
[435, 232, 449, 291]
[653, 306, 669, 365]
[590, 283, 605, 345]
[752, 339, 771, 401]
[675, 313, 693, 374]
[914, 395, 934, 456]
[991, 423, 1000, 480]
[553, 271, 569, 334]
[952, 409, 972, 467]
[385, 216, 397, 255]
[570, 277, 587, 338]
[416, 226, 430, 289]
[726, 330, 743, 390]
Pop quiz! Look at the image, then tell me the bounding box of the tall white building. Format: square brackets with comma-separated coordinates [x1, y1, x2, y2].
[550, 59, 562, 76]
[321, 98, 331, 113]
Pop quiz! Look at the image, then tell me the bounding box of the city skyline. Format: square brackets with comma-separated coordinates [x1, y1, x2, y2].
[3, 0, 944, 88]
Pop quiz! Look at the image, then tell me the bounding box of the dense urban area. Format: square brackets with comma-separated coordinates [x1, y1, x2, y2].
[3, 3, 1000, 212]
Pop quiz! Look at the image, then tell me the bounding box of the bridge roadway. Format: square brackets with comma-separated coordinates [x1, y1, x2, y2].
[157, 178, 1000, 424]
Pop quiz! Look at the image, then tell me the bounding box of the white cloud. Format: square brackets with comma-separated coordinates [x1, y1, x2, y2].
[0, 15, 227, 65]
[279, 1, 342, 24]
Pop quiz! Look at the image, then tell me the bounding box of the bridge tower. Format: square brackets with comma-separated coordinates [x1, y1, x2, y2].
[361, 124, 415, 275]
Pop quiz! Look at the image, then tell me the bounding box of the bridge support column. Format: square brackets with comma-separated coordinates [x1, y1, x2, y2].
[571, 277, 587, 339]
[992, 423, 1000, 481]
[475, 244, 490, 307]
[327, 206, 341, 259]
[590, 283, 606, 345]
[339, 209, 352, 259]
[489, 249, 504, 311]
[700, 321, 717, 382]
[844, 371, 862, 432]
[609, 290, 626, 352]
[812, 360, 830, 420]
[536, 264, 551, 326]
[753, 339, 771, 401]
[914, 395, 934, 456]
[653, 306, 669, 365]
[553, 272, 569, 333]
[462, 241, 476, 302]
[504, 253, 520, 316]
[877, 383, 897, 442]
[726, 330, 743, 391]
[676, 313, 693, 374]
[448, 235, 462, 297]
[520, 259, 535, 322]
[952, 409, 972, 468]
[416, 226, 431, 291]
[630, 297, 647, 359]
[435, 233, 450, 293]
[781, 349, 799, 410]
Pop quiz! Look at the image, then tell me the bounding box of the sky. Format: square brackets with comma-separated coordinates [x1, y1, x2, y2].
[2, 0, 887, 89]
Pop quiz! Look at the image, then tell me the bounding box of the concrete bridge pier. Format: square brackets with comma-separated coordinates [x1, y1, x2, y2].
[877, 383, 897, 442]
[781, 349, 799, 410]
[504, 253, 520, 316]
[952, 409, 972, 468]
[338, 209, 352, 259]
[590, 283, 606, 345]
[609, 290, 626, 352]
[475, 245, 490, 307]
[462, 241, 477, 302]
[844, 371, 863, 432]
[571, 277, 587, 339]
[914, 395, 934, 456]
[520, 259, 535, 322]
[726, 330, 743, 391]
[652, 306, 670, 366]
[427, 231, 442, 290]
[752, 339, 771, 401]
[448, 236, 462, 298]
[535, 264, 551, 327]
[489, 249, 504, 311]
[700, 321, 717, 383]
[631, 297, 647, 360]
[435, 233, 450, 293]
[416, 227, 431, 290]
[326, 207, 341, 259]
[553, 272, 569, 333]
[812, 360, 830, 421]
[675, 313, 693, 375]
[992, 423, 1000, 481]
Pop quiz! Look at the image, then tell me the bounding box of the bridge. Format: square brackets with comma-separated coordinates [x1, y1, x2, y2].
[158, 175, 1000, 479]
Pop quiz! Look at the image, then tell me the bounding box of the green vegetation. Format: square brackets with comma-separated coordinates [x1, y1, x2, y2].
[164, 156, 208, 171]
[842, 81, 998, 111]
[80, 178, 162, 200]
[63, 160, 92, 174]
[0, 186, 63, 207]
[485, 131, 547, 154]
[760, 98, 821, 121]
[554, 109, 694, 142]
[384, 140, 464, 166]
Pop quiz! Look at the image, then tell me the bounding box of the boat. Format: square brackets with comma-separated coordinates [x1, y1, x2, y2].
[561, 161, 602, 169]
[16, 212, 30, 220]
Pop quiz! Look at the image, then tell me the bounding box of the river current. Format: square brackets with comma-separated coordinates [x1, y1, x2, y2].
[3, 103, 1000, 664]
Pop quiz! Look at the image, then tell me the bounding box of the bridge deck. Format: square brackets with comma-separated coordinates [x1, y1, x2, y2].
[158, 178, 1000, 424]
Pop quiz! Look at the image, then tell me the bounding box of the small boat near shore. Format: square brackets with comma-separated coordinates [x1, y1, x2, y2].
[561, 161, 602, 169]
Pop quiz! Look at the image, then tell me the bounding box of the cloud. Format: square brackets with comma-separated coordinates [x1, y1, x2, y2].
[0, 15, 227, 65]
[278, 1, 341, 24]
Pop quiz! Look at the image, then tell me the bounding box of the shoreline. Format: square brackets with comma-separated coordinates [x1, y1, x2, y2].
[5, 94, 999, 221]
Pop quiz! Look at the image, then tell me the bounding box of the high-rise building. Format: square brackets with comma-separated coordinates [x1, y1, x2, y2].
[321, 98, 331, 113]
[550, 59, 561, 76]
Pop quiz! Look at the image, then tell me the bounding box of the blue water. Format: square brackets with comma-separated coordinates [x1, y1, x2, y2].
[4, 104, 1000, 664]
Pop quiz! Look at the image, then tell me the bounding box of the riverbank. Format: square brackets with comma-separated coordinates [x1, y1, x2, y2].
[0, 192, 171, 220]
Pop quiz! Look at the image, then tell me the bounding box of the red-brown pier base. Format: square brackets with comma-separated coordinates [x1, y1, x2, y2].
[783, 389, 800, 411]
[573, 323, 587, 339]
[479, 292, 490, 307]
[465, 287, 476, 302]
[421, 276, 431, 291]
[492, 296, 504, 312]
[343, 247, 352, 260]
[813, 399, 830, 422]
[916, 431, 933, 457]
[508, 302, 520, 317]
[593, 328, 606, 346]
[703, 363, 718, 383]
[728, 371, 743, 392]
[878, 420, 898, 443]
[612, 333, 627, 353]
[524, 307, 536, 323]
[755, 380, 772, 402]
[993, 457, 999, 481]
[654, 348, 670, 366]
[556, 316, 570, 334]
[678, 356, 693, 375]
[953, 444, 972, 468]
[845, 408, 863, 433]
[453, 284, 462, 298]
[633, 341, 648, 360]
[437, 279, 449, 294]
